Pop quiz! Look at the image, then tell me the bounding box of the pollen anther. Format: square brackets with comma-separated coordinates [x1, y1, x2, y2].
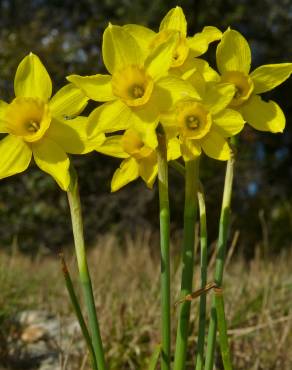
[27, 120, 40, 133]
[186, 115, 199, 130]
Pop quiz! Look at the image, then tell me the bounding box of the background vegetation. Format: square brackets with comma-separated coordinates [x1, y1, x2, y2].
[1, 236, 291, 369]
[0, 0, 292, 255]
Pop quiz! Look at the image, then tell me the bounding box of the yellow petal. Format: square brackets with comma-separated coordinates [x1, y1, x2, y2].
[46, 116, 97, 154]
[145, 32, 178, 80]
[250, 63, 292, 94]
[111, 157, 139, 192]
[181, 139, 201, 161]
[102, 24, 143, 74]
[0, 100, 8, 133]
[49, 84, 88, 119]
[167, 137, 181, 160]
[14, 53, 52, 101]
[0, 135, 32, 179]
[159, 6, 187, 37]
[201, 130, 230, 160]
[216, 29, 251, 75]
[96, 135, 129, 158]
[32, 137, 70, 190]
[156, 75, 201, 105]
[174, 57, 220, 82]
[131, 98, 159, 149]
[88, 100, 132, 137]
[67, 74, 115, 102]
[213, 109, 245, 137]
[203, 82, 235, 114]
[139, 153, 158, 188]
[188, 26, 222, 56]
[240, 95, 285, 133]
[123, 24, 155, 55]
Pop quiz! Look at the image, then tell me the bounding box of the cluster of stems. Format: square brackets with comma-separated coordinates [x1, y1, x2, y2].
[62, 134, 234, 370]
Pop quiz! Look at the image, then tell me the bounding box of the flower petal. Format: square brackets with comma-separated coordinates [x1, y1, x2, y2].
[123, 24, 155, 55]
[46, 116, 98, 154]
[14, 53, 52, 101]
[240, 95, 285, 133]
[167, 137, 181, 160]
[0, 100, 8, 133]
[32, 137, 70, 190]
[201, 130, 230, 160]
[49, 83, 88, 119]
[66, 74, 115, 102]
[88, 100, 132, 137]
[250, 63, 292, 94]
[102, 24, 143, 74]
[111, 157, 139, 192]
[0, 135, 32, 179]
[213, 109, 245, 137]
[131, 100, 159, 148]
[159, 6, 187, 36]
[145, 32, 178, 80]
[181, 139, 201, 161]
[188, 26, 222, 56]
[216, 28, 251, 75]
[203, 82, 235, 114]
[156, 75, 201, 105]
[95, 135, 129, 158]
[139, 153, 158, 188]
[173, 56, 220, 82]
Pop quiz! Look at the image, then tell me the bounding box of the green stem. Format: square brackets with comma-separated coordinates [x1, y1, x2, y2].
[157, 129, 171, 370]
[147, 344, 162, 370]
[174, 158, 200, 370]
[215, 291, 233, 370]
[67, 167, 107, 370]
[60, 254, 98, 370]
[204, 155, 235, 370]
[195, 183, 208, 370]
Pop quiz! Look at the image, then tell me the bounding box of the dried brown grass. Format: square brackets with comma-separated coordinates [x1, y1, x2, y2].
[0, 232, 291, 369]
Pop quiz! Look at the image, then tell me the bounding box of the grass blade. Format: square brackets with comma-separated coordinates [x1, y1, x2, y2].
[60, 253, 98, 370]
[147, 344, 162, 370]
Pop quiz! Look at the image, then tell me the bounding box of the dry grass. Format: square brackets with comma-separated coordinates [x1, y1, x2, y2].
[0, 232, 292, 369]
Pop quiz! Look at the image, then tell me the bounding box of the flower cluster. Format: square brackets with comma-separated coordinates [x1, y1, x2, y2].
[0, 6, 291, 191]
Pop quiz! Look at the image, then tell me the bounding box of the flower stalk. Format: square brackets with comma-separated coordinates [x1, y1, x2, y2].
[195, 182, 208, 370]
[204, 153, 235, 370]
[174, 158, 200, 370]
[157, 126, 171, 370]
[60, 253, 98, 370]
[67, 166, 107, 370]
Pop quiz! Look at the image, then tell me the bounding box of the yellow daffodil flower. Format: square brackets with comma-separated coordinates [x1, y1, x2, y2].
[123, 6, 222, 78]
[216, 28, 292, 133]
[161, 73, 245, 161]
[96, 129, 180, 191]
[67, 24, 199, 148]
[0, 53, 101, 190]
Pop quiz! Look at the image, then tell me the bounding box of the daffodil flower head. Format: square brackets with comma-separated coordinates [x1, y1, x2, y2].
[176, 100, 212, 139]
[123, 6, 222, 75]
[0, 53, 95, 190]
[69, 24, 200, 149]
[161, 73, 245, 161]
[111, 65, 154, 107]
[216, 28, 292, 133]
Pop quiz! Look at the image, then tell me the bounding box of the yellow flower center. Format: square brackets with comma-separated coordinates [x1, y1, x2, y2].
[176, 101, 212, 139]
[4, 97, 51, 142]
[112, 65, 153, 107]
[221, 71, 254, 107]
[150, 30, 189, 68]
[121, 129, 153, 160]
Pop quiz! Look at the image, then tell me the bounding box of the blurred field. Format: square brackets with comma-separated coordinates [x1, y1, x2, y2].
[0, 232, 292, 370]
